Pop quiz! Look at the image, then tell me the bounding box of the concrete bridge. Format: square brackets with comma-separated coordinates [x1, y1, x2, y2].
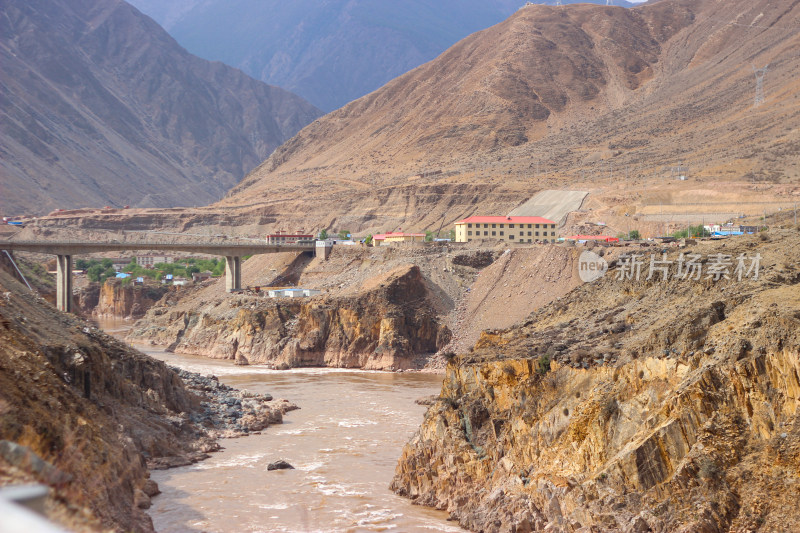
[0, 238, 330, 313]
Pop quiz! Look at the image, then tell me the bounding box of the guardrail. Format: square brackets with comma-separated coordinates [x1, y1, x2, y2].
[0, 239, 316, 254]
[0, 484, 66, 533]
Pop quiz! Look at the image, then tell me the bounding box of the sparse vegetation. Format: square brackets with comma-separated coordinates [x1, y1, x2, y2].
[617, 230, 641, 241]
[672, 225, 710, 239]
[536, 353, 551, 375]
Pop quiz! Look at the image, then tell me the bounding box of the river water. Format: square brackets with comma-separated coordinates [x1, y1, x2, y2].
[95, 319, 462, 533]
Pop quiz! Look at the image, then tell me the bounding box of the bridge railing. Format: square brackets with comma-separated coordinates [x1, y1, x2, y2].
[0, 239, 316, 248]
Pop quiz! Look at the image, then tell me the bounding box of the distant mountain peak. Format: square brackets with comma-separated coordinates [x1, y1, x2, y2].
[129, 0, 638, 112]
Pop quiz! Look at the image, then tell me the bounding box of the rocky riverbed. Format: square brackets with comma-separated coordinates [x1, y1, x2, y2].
[168, 368, 298, 440]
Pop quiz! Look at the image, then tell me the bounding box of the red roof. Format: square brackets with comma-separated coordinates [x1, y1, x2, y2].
[455, 216, 556, 225]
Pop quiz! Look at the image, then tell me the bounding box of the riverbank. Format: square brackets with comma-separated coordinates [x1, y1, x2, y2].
[139, 347, 463, 532]
[0, 269, 295, 532]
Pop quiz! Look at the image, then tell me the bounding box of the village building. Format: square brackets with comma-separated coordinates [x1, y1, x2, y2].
[136, 255, 173, 268]
[266, 233, 314, 244]
[454, 216, 558, 243]
[267, 288, 321, 298]
[110, 258, 132, 272]
[192, 271, 213, 283]
[372, 232, 426, 245]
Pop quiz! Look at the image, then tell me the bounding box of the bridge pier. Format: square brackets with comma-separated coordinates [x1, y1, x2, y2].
[315, 240, 332, 260]
[225, 256, 241, 292]
[56, 254, 72, 313]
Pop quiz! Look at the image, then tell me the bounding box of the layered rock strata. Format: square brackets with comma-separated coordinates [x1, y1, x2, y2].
[392, 230, 800, 532]
[130, 264, 450, 370]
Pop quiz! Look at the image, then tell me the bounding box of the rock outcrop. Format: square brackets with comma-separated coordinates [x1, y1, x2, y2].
[131, 264, 450, 370]
[93, 279, 169, 319]
[392, 230, 800, 532]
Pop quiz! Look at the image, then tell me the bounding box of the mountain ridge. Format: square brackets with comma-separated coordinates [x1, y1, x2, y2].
[129, 0, 634, 112]
[0, 0, 322, 215]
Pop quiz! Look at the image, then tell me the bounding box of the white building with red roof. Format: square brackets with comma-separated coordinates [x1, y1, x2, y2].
[454, 216, 558, 243]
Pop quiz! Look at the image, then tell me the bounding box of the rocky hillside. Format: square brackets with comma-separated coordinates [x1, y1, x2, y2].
[0, 0, 321, 215]
[129, 0, 519, 112]
[131, 263, 451, 370]
[196, 0, 799, 237]
[0, 267, 292, 531]
[391, 229, 800, 532]
[125, 241, 596, 371]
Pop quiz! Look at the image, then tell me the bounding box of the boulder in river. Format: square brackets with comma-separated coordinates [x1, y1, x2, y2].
[267, 459, 295, 471]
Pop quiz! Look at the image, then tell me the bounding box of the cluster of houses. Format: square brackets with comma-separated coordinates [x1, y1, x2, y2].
[107, 255, 175, 271]
[267, 214, 563, 248]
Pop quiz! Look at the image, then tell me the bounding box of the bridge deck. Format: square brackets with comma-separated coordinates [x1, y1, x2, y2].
[0, 238, 326, 310]
[0, 240, 315, 256]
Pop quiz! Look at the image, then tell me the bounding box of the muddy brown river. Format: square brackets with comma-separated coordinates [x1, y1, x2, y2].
[97, 319, 462, 533]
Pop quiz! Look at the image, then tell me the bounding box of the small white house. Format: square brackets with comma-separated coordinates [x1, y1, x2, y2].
[284, 289, 305, 298]
[267, 288, 321, 298]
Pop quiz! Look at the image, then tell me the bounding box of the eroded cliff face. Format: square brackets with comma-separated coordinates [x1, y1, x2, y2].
[131, 264, 450, 370]
[93, 279, 169, 319]
[392, 230, 800, 532]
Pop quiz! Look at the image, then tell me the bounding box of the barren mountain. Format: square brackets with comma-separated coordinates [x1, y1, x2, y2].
[129, 1, 636, 112]
[205, 0, 799, 237]
[0, 0, 321, 216]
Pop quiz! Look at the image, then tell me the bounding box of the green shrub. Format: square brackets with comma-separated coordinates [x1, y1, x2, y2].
[536, 353, 551, 375]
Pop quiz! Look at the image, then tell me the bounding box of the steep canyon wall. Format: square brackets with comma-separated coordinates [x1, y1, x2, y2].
[392, 231, 800, 532]
[130, 264, 450, 370]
